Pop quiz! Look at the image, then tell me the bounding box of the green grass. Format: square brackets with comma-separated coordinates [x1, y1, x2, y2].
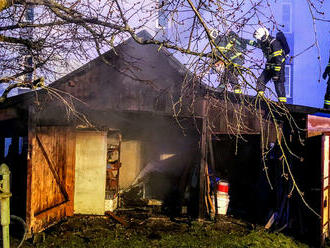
[12, 216, 312, 248]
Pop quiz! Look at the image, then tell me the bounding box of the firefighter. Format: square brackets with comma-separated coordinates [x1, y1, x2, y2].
[211, 30, 247, 94]
[323, 54, 330, 109]
[243, 27, 287, 103]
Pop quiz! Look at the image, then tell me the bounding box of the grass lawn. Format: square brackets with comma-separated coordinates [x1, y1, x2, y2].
[9, 213, 317, 248]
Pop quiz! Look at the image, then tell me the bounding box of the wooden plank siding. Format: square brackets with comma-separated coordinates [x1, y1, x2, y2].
[322, 135, 330, 244]
[27, 126, 75, 234]
[192, 97, 277, 137]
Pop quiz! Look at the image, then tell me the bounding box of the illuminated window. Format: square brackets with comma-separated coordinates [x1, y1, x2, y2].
[25, 6, 34, 21]
[4, 138, 11, 157]
[19, 137, 24, 154]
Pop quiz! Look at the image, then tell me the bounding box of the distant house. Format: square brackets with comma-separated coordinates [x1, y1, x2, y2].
[272, 0, 330, 107]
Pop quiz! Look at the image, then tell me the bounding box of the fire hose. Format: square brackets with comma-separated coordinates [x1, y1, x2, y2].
[10, 215, 27, 248]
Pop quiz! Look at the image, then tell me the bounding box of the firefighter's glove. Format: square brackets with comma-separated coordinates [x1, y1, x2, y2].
[266, 63, 272, 70]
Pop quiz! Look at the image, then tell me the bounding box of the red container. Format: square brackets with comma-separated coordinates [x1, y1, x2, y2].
[217, 181, 229, 194]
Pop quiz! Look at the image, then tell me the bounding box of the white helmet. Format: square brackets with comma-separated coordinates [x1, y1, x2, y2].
[210, 29, 219, 39]
[253, 27, 269, 42]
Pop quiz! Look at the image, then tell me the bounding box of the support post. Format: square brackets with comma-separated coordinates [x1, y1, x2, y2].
[26, 105, 36, 234]
[208, 134, 218, 215]
[0, 163, 11, 248]
[198, 98, 208, 219]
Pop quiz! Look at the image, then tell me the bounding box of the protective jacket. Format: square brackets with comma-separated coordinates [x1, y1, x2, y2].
[213, 31, 247, 94]
[214, 31, 247, 66]
[323, 55, 330, 80]
[323, 54, 330, 109]
[242, 36, 287, 102]
[248, 37, 286, 79]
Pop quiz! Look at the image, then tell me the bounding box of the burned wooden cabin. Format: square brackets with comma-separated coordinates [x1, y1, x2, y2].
[0, 30, 203, 234]
[0, 30, 330, 245]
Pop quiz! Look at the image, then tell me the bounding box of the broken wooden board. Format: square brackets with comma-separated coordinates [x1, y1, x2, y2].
[105, 211, 129, 227]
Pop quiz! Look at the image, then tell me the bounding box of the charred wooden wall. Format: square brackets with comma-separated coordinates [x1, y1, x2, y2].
[49, 36, 187, 114]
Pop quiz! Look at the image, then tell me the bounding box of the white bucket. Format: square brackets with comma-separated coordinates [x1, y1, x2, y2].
[217, 193, 230, 215]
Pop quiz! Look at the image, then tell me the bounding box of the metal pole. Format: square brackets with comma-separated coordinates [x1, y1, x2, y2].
[0, 163, 11, 248]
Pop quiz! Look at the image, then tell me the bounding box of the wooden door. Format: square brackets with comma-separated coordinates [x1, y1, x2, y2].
[322, 134, 330, 243]
[26, 126, 75, 234]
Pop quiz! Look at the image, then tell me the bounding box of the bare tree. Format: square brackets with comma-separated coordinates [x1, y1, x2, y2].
[0, 0, 327, 94]
[0, 0, 329, 217]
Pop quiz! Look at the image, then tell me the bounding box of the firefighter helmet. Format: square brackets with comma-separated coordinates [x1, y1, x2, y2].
[210, 29, 219, 39]
[253, 27, 269, 42]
